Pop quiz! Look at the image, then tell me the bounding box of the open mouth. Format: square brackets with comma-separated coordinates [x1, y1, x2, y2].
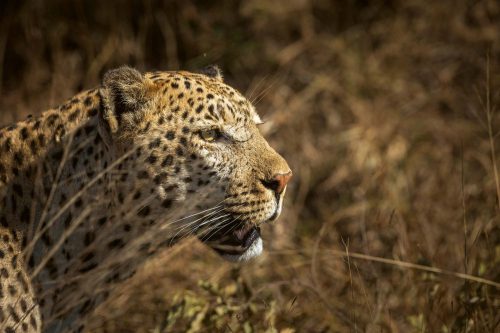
[201, 221, 263, 261]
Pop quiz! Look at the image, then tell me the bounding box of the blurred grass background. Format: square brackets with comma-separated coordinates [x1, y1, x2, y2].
[1, 0, 500, 332]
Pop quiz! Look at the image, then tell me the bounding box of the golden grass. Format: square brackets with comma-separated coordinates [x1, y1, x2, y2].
[1, 0, 499, 332]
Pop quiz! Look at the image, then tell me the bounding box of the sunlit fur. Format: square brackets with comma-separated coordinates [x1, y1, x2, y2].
[0, 66, 291, 332]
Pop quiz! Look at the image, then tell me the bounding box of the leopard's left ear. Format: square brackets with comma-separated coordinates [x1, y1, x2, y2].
[100, 66, 155, 133]
[201, 65, 223, 82]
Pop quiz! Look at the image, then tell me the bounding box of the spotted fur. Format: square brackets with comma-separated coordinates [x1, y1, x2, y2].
[0, 66, 291, 332]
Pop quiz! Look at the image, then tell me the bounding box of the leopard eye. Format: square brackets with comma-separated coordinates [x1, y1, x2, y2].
[199, 128, 222, 142]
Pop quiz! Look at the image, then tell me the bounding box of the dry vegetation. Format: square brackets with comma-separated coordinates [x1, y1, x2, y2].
[1, 0, 499, 332]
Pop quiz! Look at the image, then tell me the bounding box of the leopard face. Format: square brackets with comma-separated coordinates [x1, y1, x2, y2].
[100, 66, 292, 262]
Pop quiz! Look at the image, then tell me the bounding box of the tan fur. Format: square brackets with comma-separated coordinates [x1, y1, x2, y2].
[0, 67, 291, 332]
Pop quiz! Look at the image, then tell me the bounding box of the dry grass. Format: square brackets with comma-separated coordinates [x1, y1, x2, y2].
[1, 0, 499, 332]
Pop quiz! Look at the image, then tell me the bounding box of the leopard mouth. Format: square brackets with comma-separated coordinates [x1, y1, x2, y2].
[202, 223, 263, 262]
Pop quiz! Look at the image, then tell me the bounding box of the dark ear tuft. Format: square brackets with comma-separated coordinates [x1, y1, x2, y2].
[201, 65, 223, 82]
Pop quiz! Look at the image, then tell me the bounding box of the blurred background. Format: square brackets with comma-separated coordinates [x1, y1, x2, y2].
[1, 0, 499, 332]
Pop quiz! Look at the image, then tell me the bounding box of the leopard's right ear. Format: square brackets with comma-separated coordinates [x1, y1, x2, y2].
[100, 66, 155, 134]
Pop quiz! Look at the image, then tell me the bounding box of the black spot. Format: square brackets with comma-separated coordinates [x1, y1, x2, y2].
[164, 184, 178, 191]
[84, 96, 92, 106]
[20, 127, 29, 140]
[38, 133, 45, 146]
[55, 123, 66, 138]
[16, 272, 29, 293]
[14, 151, 23, 164]
[182, 126, 190, 134]
[98, 217, 107, 225]
[149, 138, 161, 149]
[69, 109, 81, 121]
[184, 81, 191, 89]
[7, 285, 16, 296]
[30, 313, 38, 329]
[20, 299, 27, 312]
[165, 131, 175, 140]
[2, 138, 12, 152]
[154, 172, 168, 184]
[46, 114, 59, 126]
[137, 206, 151, 217]
[147, 154, 158, 164]
[179, 137, 187, 146]
[88, 108, 98, 117]
[138, 170, 149, 179]
[161, 199, 172, 208]
[195, 105, 204, 113]
[176, 146, 184, 156]
[161, 155, 173, 167]
[171, 82, 179, 89]
[10, 255, 17, 269]
[29, 139, 37, 153]
[207, 93, 214, 99]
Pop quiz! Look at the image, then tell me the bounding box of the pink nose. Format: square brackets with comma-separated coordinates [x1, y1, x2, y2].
[263, 171, 292, 195]
[274, 171, 292, 194]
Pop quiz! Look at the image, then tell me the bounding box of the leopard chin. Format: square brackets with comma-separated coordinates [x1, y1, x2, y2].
[220, 236, 263, 262]
[203, 224, 264, 262]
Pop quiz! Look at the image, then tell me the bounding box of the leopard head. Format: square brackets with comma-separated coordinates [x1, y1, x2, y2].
[99, 66, 291, 262]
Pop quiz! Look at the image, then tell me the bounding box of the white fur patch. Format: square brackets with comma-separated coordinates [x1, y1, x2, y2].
[222, 237, 263, 262]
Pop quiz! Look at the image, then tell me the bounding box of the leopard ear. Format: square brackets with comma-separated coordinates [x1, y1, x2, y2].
[201, 65, 223, 82]
[100, 66, 154, 133]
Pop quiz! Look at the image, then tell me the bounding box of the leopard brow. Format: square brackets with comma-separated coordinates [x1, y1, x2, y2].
[224, 124, 253, 142]
[194, 124, 252, 143]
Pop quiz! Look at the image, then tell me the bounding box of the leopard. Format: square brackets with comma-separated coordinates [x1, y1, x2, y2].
[0, 66, 292, 332]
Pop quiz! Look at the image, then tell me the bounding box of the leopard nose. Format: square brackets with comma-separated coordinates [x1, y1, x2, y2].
[262, 171, 292, 195]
